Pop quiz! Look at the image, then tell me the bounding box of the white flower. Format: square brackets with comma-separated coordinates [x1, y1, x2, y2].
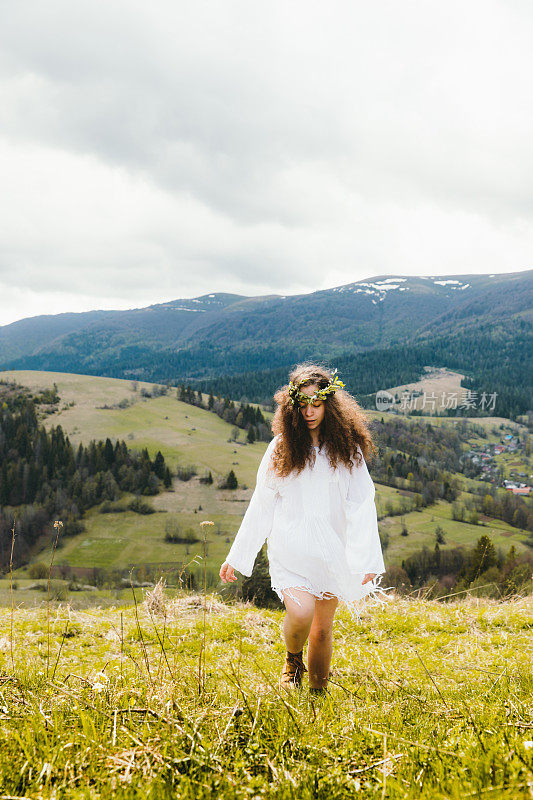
[92, 681, 106, 693]
[523, 741, 533, 750]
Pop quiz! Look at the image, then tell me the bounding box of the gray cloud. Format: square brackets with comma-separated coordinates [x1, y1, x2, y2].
[0, 0, 532, 325]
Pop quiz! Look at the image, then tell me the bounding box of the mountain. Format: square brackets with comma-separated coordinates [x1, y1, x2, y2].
[0, 293, 245, 362]
[0, 271, 531, 417]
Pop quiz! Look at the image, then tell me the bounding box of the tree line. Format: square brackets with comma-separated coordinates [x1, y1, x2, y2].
[189, 322, 532, 420]
[387, 535, 532, 599]
[176, 384, 272, 442]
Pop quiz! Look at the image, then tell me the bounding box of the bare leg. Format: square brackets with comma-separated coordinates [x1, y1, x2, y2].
[307, 595, 339, 689]
[281, 588, 315, 653]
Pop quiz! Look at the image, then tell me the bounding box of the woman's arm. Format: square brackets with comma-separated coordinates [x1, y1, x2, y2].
[344, 445, 386, 576]
[223, 437, 280, 577]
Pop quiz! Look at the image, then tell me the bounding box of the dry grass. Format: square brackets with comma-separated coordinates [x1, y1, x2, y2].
[0, 591, 531, 798]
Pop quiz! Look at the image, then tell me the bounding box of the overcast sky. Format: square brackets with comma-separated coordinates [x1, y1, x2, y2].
[0, 0, 532, 326]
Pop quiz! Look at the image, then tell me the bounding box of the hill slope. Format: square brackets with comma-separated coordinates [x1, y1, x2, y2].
[0, 595, 531, 797]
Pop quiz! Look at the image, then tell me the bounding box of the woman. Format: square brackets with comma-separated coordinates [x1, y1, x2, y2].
[219, 363, 389, 694]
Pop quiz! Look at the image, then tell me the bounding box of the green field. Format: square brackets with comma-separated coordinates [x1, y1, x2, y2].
[0, 592, 531, 797]
[2, 369, 531, 593]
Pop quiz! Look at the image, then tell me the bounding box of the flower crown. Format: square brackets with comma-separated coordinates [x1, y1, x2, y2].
[288, 368, 346, 407]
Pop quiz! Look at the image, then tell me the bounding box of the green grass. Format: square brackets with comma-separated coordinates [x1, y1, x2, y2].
[0, 593, 531, 797]
[0, 578, 150, 609]
[382, 500, 531, 562]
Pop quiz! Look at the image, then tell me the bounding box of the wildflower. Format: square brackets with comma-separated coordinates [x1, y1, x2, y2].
[91, 672, 109, 691]
[523, 741, 533, 750]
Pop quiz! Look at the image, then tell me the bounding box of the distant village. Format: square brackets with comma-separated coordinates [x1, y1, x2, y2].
[463, 434, 531, 495]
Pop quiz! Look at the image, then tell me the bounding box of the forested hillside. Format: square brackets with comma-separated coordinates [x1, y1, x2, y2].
[192, 321, 532, 419]
[0, 380, 169, 570]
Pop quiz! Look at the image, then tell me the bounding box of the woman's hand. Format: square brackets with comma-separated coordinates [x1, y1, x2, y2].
[220, 562, 237, 583]
[362, 572, 377, 585]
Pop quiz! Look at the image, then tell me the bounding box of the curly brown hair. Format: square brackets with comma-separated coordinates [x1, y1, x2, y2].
[270, 361, 377, 478]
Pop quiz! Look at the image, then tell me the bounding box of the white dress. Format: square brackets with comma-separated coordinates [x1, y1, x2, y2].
[225, 434, 391, 622]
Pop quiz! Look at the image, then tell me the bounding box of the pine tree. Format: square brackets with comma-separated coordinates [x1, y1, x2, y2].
[153, 451, 166, 479]
[104, 437, 115, 467]
[241, 547, 281, 609]
[505, 545, 517, 567]
[467, 535, 497, 585]
[224, 469, 238, 490]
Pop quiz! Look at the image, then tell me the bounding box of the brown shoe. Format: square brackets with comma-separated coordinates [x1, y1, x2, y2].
[279, 649, 307, 690]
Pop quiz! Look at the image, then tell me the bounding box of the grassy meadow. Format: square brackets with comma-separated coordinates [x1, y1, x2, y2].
[0, 589, 532, 798]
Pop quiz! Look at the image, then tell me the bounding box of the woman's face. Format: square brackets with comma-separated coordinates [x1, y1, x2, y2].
[297, 383, 326, 431]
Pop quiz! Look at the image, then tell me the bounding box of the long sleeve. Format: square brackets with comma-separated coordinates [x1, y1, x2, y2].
[225, 436, 280, 576]
[344, 445, 386, 576]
